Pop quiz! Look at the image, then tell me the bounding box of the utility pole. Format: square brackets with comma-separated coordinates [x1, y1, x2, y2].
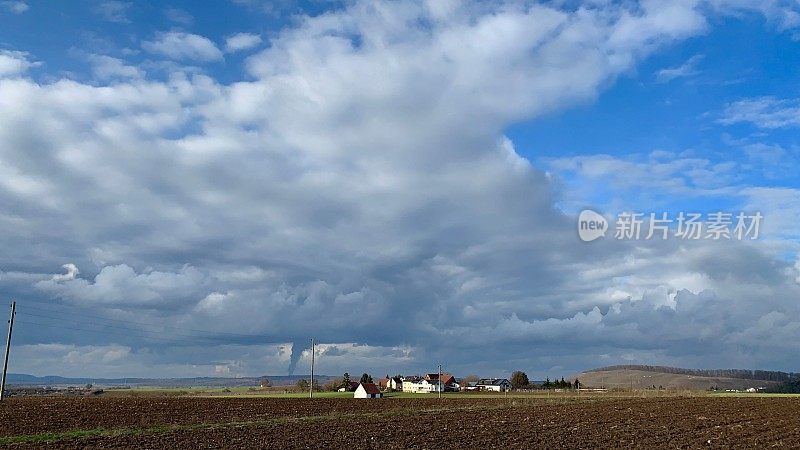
[0, 301, 16, 401]
[309, 338, 315, 399]
[438, 364, 442, 399]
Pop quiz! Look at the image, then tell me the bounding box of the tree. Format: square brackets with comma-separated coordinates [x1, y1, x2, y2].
[342, 372, 351, 389]
[510, 371, 530, 389]
[461, 374, 479, 385]
[324, 378, 343, 391]
[296, 379, 309, 391]
[543, 377, 551, 389]
[573, 378, 580, 390]
[360, 373, 373, 384]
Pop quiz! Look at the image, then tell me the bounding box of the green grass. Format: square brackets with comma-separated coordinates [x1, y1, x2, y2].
[105, 387, 704, 399]
[105, 386, 262, 397]
[708, 392, 800, 398]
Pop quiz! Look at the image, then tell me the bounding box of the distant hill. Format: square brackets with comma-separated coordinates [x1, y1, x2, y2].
[6, 373, 337, 388]
[576, 365, 799, 391]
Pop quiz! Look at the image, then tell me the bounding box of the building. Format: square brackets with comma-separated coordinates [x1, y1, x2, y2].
[464, 382, 479, 391]
[337, 381, 360, 392]
[378, 376, 403, 391]
[402, 378, 443, 393]
[354, 383, 383, 398]
[424, 373, 460, 391]
[476, 378, 512, 392]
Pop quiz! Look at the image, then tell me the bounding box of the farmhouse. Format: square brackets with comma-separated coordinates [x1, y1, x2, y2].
[476, 378, 512, 392]
[354, 383, 383, 398]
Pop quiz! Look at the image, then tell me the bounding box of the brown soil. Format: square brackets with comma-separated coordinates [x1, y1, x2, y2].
[1, 396, 798, 448]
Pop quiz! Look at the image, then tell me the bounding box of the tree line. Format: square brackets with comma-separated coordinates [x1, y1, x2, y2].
[511, 371, 580, 390]
[296, 372, 375, 392]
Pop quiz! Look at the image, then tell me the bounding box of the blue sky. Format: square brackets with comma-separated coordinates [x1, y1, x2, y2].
[1, 0, 800, 379]
[512, 15, 800, 159]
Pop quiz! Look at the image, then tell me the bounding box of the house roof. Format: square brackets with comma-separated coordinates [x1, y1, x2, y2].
[477, 378, 510, 386]
[360, 383, 381, 395]
[425, 373, 456, 383]
[440, 374, 455, 385]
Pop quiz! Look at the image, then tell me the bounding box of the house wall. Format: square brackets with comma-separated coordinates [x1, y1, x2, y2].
[477, 383, 510, 392]
[402, 381, 442, 393]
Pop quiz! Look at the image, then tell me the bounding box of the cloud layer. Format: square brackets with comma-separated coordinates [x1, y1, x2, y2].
[0, 0, 798, 378]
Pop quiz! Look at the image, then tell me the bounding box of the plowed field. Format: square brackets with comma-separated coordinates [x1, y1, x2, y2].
[0, 396, 798, 448]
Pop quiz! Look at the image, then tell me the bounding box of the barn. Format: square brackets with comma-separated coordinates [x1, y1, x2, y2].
[354, 383, 383, 398]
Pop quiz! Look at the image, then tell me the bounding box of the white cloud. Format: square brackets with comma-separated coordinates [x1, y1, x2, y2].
[708, 0, 800, 30]
[719, 96, 800, 128]
[0, 0, 798, 378]
[546, 151, 740, 213]
[88, 54, 144, 80]
[36, 264, 208, 308]
[96, 1, 131, 23]
[11, 343, 295, 378]
[740, 187, 800, 241]
[51, 263, 79, 282]
[164, 7, 193, 25]
[142, 32, 223, 62]
[225, 32, 262, 53]
[1, 1, 28, 14]
[0, 50, 37, 77]
[655, 54, 704, 82]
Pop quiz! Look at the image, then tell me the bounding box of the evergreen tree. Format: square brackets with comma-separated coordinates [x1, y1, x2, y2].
[342, 372, 350, 389]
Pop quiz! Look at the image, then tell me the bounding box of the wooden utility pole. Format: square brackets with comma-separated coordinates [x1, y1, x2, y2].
[309, 338, 315, 399]
[0, 301, 16, 401]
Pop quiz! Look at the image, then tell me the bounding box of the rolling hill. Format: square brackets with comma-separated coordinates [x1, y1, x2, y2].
[575, 365, 796, 391]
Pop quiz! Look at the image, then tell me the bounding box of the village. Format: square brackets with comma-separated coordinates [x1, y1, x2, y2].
[348, 373, 512, 398]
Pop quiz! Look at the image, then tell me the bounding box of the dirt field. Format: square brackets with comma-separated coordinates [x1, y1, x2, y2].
[0, 395, 798, 448]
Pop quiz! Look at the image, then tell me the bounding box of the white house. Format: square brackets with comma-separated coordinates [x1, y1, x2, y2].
[402, 378, 443, 393]
[378, 376, 403, 391]
[476, 378, 512, 392]
[354, 383, 383, 398]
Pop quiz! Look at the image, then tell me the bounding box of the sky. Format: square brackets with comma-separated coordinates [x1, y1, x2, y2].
[0, 0, 799, 380]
